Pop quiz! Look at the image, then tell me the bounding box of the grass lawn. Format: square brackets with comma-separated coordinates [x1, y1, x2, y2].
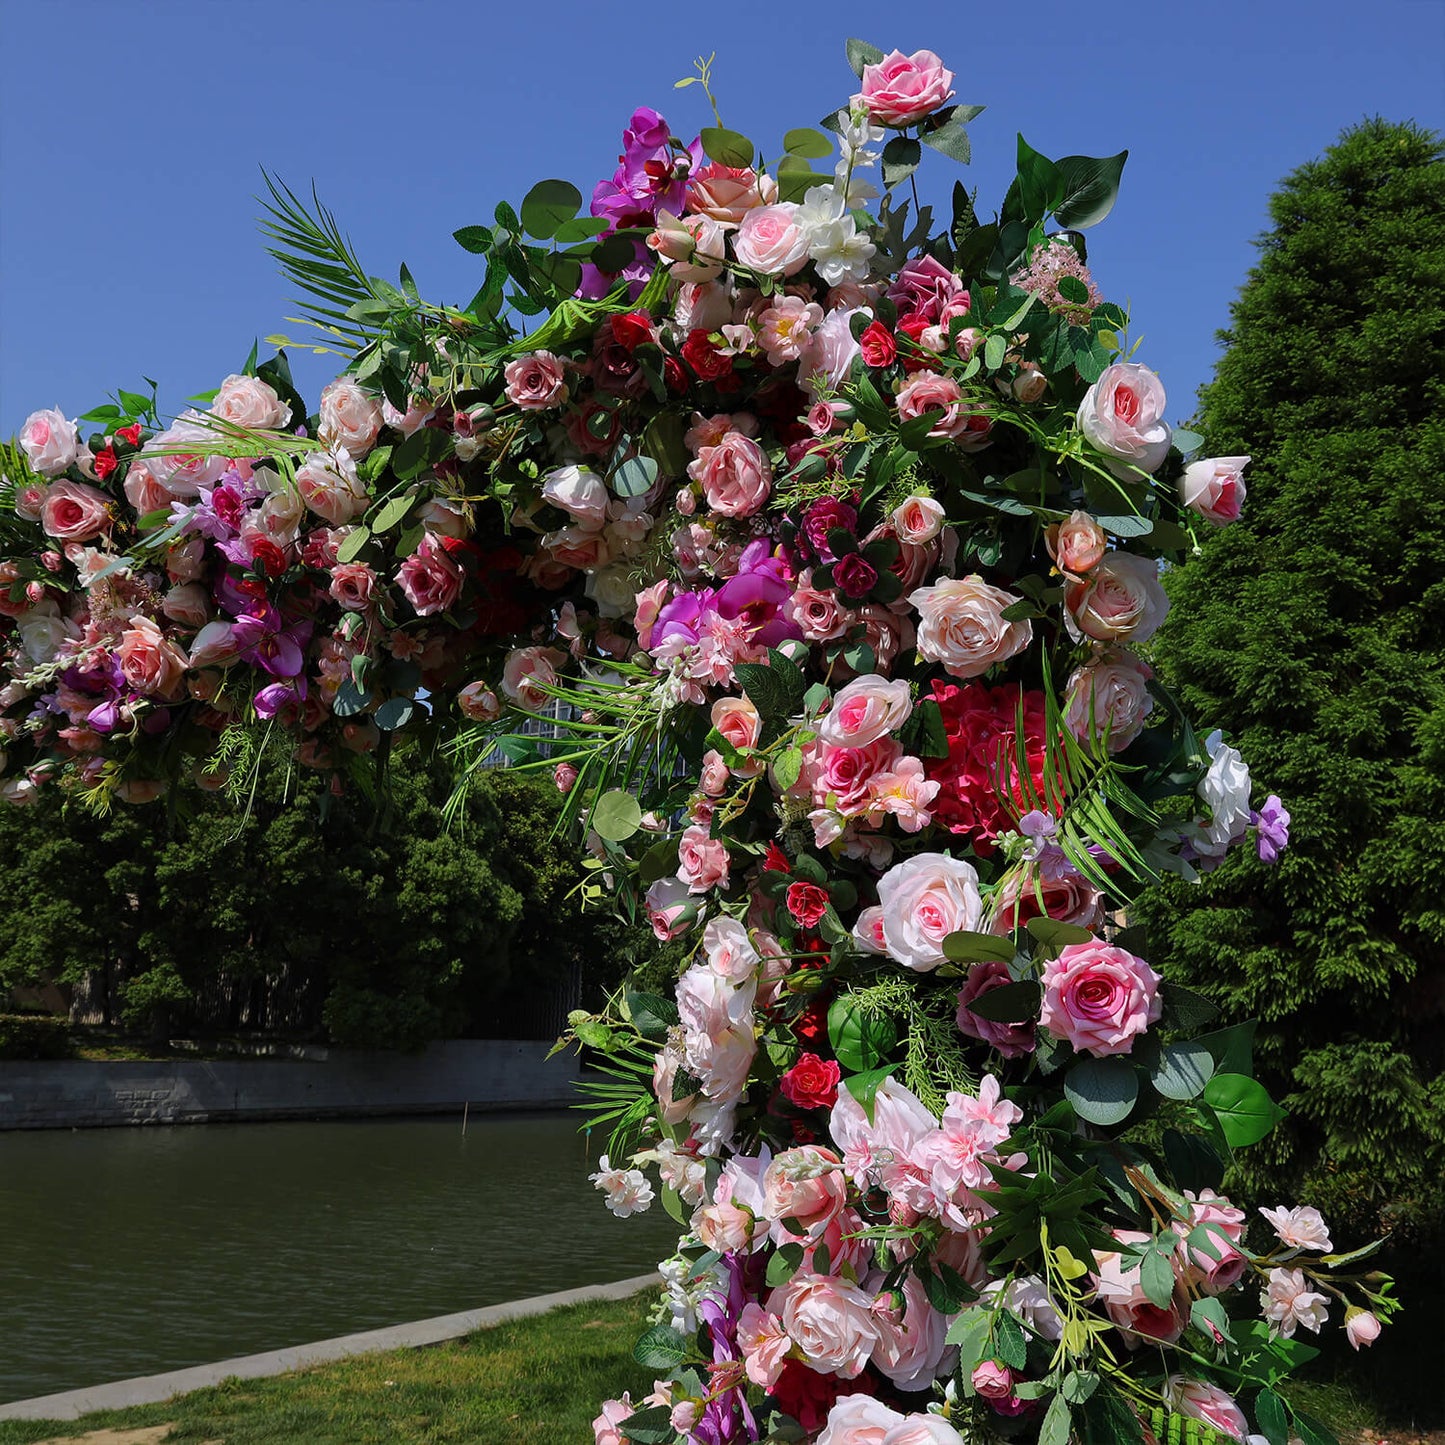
[0, 1291, 659, 1445]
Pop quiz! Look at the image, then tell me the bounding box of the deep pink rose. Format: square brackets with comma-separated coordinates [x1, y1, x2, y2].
[395, 533, 464, 617]
[956, 958, 1036, 1058]
[504, 351, 569, 410]
[1040, 940, 1162, 1056]
[40, 481, 112, 543]
[688, 432, 772, 518]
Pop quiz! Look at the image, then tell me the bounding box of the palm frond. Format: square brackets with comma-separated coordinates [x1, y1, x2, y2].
[257, 170, 376, 351]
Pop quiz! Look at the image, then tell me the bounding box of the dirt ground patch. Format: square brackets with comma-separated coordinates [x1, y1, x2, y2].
[32, 1429, 180, 1445]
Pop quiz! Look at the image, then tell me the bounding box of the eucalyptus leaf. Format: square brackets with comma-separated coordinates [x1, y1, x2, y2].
[1151, 1041, 1216, 1100]
[520, 179, 583, 239]
[591, 791, 643, 843]
[1064, 1056, 1139, 1126]
[611, 454, 658, 498]
[374, 696, 417, 731]
[701, 127, 755, 168]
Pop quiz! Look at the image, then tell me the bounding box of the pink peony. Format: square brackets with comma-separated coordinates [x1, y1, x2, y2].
[1040, 940, 1162, 1056]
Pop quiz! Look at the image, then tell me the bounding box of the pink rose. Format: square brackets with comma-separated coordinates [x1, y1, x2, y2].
[141, 413, 232, 497]
[956, 959, 1036, 1058]
[1046, 510, 1107, 576]
[817, 675, 913, 748]
[1174, 1189, 1248, 1295]
[772, 1273, 880, 1378]
[503, 351, 569, 410]
[1162, 1378, 1248, 1441]
[1065, 553, 1169, 644]
[1261, 1267, 1329, 1338]
[1092, 1231, 1185, 1344]
[895, 371, 974, 440]
[855, 49, 955, 127]
[644, 876, 702, 941]
[799, 307, 864, 399]
[818, 1396, 906, 1444]
[971, 1360, 1015, 1400]
[1180, 456, 1249, 525]
[786, 579, 854, 642]
[1258, 1204, 1332, 1252]
[1346, 1309, 1382, 1350]
[763, 1145, 848, 1237]
[890, 495, 945, 544]
[876, 852, 983, 971]
[40, 480, 112, 543]
[160, 583, 211, 630]
[318, 377, 384, 457]
[677, 822, 730, 894]
[297, 449, 369, 525]
[1040, 940, 1162, 1056]
[881, 1418, 967, 1444]
[591, 1395, 635, 1445]
[711, 695, 763, 754]
[396, 533, 464, 617]
[117, 616, 189, 699]
[329, 562, 377, 611]
[19, 408, 81, 476]
[122, 464, 172, 519]
[541, 464, 609, 529]
[500, 645, 565, 709]
[210, 373, 291, 430]
[688, 432, 772, 518]
[908, 575, 1032, 679]
[13, 482, 48, 522]
[456, 681, 502, 722]
[1077, 363, 1172, 478]
[888, 256, 967, 324]
[732, 203, 810, 277]
[686, 163, 778, 223]
[988, 864, 1104, 937]
[1063, 650, 1154, 752]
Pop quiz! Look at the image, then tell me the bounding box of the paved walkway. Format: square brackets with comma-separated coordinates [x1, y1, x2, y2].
[0, 1272, 662, 1422]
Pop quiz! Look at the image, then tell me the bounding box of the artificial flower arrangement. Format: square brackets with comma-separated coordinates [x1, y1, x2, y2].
[1, 38, 1395, 1445]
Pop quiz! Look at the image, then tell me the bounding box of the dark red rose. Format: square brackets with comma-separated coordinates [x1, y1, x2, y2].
[801, 496, 857, 563]
[611, 311, 656, 352]
[680, 328, 732, 382]
[249, 538, 287, 577]
[663, 356, 689, 395]
[859, 319, 897, 368]
[793, 999, 828, 1044]
[786, 881, 830, 929]
[769, 1361, 868, 1434]
[780, 1051, 842, 1111]
[832, 552, 878, 599]
[896, 312, 931, 372]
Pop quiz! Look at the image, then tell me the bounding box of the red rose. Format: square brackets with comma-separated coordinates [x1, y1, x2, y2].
[663, 356, 689, 395]
[763, 841, 791, 874]
[831, 552, 878, 600]
[681, 328, 733, 382]
[611, 311, 656, 353]
[780, 1052, 841, 1111]
[794, 999, 828, 1044]
[786, 880, 830, 928]
[250, 538, 287, 577]
[858, 320, 897, 368]
[896, 312, 931, 373]
[115, 423, 144, 448]
[93, 447, 118, 480]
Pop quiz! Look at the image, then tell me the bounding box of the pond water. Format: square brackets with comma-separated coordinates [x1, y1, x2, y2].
[0, 1112, 681, 1404]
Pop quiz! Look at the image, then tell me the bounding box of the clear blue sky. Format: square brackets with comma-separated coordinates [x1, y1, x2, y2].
[2, 0, 1441, 435]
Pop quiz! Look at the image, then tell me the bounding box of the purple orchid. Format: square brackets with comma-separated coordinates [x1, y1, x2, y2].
[253, 677, 307, 723]
[231, 606, 312, 678]
[1253, 794, 1291, 863]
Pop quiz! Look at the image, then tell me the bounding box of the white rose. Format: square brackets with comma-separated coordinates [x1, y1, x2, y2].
[318, 378, 384, 458]
[17, 601, 77, 663]
[541, 465, 609, 529]
[18, 408, 81, 477]
[876, 852, 983, 971]
[585, 563, 640, 619]
[1196, 730, 1252, 857]
[210, 374, 292, 431]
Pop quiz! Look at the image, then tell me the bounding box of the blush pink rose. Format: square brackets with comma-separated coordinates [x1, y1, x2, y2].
[686, 163, 778, 223]
[817, 675, 913, 748]
[643, 875, 703, 940]
[763, 1145, 848, 1237]
[895, 371, 975, 440]
[500, 644, 565, 708]
[18, 408, 81, 476]
[818, 1396, 906, 1444]
[503, 351, 569, 410]
[40, 481, 112, 543]
[908, 575, 1032, 678]
[160, 583, 211, 630]
[876, 852, 983, 971]
[297, 449, 369, 525]
[1046, 510, 1107, 576]
[329, 562, 378, 611]
[122, 464, 172, 519]
[1180, 456, 1250, 525]
[318, 378, 384, 457]
[396, 533, 464, 617]
[956, 958, 1036, 1058]
[1040, 940, 1162, 1056]
[1065, 553, 1169, 644]
[1063, 651, 1154, 752]
[1162, 1378, 1248, 1441]
[210, 373, 291, 430]
[688, 432, 772, 518]
[677, 822, 730, 894]
[890, 494, 946, 544]
[732, 203, 810, 277]
[1078, 363, 1172, 477]
[711, 695, 763, 753]
[771, 1273, 880, 1379]
[786, 578, 854, 642]
[855, 49, 955, 126]
[117, 616, 189, 699]
[456, 681, 502, 722]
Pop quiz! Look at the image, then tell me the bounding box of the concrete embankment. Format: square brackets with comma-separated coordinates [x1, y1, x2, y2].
[0, 1039, 579, 1129]
[0, 1273, 661, 1421]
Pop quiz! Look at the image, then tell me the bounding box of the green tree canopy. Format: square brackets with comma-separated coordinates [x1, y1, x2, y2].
[1136, 118, 1445, 1239]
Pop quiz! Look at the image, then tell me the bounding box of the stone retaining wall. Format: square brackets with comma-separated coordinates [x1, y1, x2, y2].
[0, 1039, 580, 1129]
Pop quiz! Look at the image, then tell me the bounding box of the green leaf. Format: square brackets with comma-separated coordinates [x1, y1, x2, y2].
[773, 747, 803, 792]
[1291, 1411, 1338, 1445]
[453, 225, 493, 254]
[994, 1310, 1028, 1370]
[1062, 1371, 1098, 1405]
[766, 1242, 805, 1287]
[845, 37, 885, 78]
[984, 332, 1007, 372]
[638, 837, 681, 886]
[784, 127, 834, 159]
[1160, 981, 1221, 1031]
[700, 127, 755, 167]
[965, 981, 1041, 1023]
[331, 679, 372, 718]
[610, 453, 658, 498]
[843, 1067, 893, 1120]
[1025, 917, 1094, 949]
[882, 136, 922, 189]
[632, 1324, 690, 1371]
[1203, 1072, 1286, 1148]
[591, 790, 643, 843]
[1140, 1246, 1175, 1308]
[1191, 1295, 1234, 1344]
[626, 989, 679, 1039]
[943, 930, 1017, 965]
[1064, 1056, 1139, 1126]
[619, 1404, 675, 1444]
[945, 1303, 992, 1357]
[828, 995, 896, 1073]
[1151, 1042, 1216, 1101]
[1039, 1393, 1072, 1445]
[1052, 150, 1129, 229]
[335, 526, 371, 564]
[374, 696, 418, 731]
[920, 112, 973, 164]
[370, 494, 413, 532]
[392, 426, 451, 480]
[1195, 1020, 1256, 1076]
[1094, 512, 1154, 538]
[1016, 134, 1063, 223]
[520, 179, 583, 240]
[1163, 1127, 1225, 1194]
[1254, 1388, 1289, 1445]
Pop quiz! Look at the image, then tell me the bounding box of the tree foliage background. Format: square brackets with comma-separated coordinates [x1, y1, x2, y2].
[0, 758, 656, 1051]
[1135, 118, 1445, 1246]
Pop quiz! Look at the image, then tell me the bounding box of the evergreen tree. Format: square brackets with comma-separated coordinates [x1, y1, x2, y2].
[1135, 119, 1445, 1239]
